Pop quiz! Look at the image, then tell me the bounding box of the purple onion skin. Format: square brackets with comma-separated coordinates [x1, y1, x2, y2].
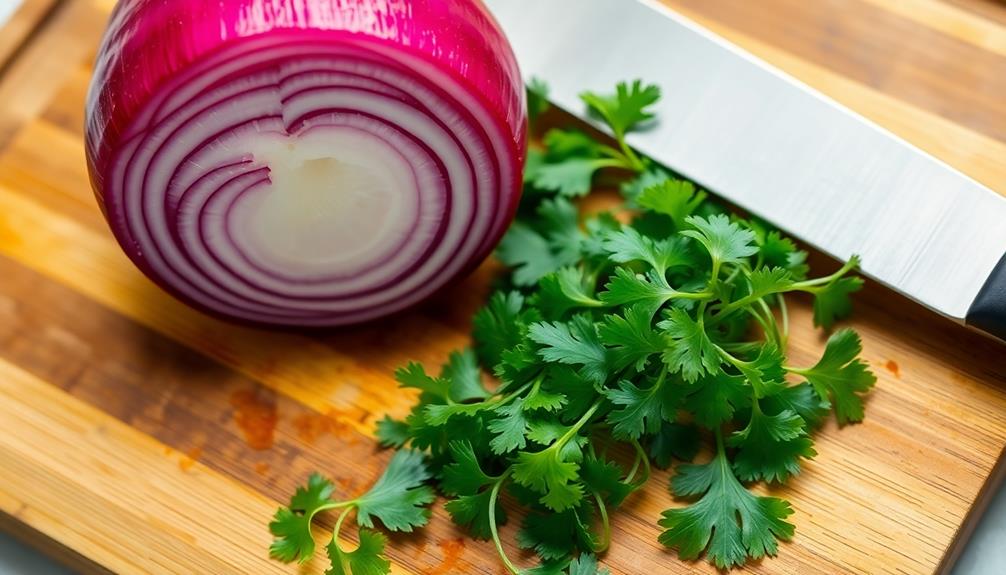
[85, 0, 527, 327]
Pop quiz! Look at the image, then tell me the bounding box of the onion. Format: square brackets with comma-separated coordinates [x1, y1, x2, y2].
[85, 0, 526, 327]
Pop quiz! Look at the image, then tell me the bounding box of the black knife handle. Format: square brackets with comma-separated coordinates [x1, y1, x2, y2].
[966, 253, 1006, 342]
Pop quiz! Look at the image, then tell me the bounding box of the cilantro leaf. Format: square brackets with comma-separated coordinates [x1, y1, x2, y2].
[796, 329, 876, 424]
[637, 179, 708, 230]
[684, 372, 749, 429]
[812, 276, 864, 329]
[581, 80, 661, 137]
[499, 223, 566, 287]
[445, 490, 505, 541]
[518, 507, 597, 561]
[524, 383, 568, 412]
[324, 529, 391, 575]
[621, 168, 671, 204]
[442, 441, 497, 496]
[568, 554, 611, 575]
[537, 267, 604, 320]
[473, 291, 537, 370]
[498, 199, 583, 286]
[660, 308, 721, 383]
[529, 315, 609, 385]
[745, 267, 796, 302]
[527, 77, 551, 126]
[648, 422, 701, 468]
[269, 473, 337, 563]
[760, 382, 830, 430]
[530, 157, 614, 197]
[682, 214, 758, 266]
[354, 450, 434, 532]
[582, 455, 636, 507]
[488, 399, 530, 454]
[394, 362, 446, 401]
[598, 304, 666, 371]
[728, 408, 816, 483]
[513, 448, 585, 512]
[375, 416, 410, 448]
[605, 376, 682, 440]
[599, 268, 680, 320]
[442, 349, 490, 403]
[659, 450, 795, 568]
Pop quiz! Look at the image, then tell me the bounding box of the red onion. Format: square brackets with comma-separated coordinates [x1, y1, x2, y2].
[85, 0, 526, 327]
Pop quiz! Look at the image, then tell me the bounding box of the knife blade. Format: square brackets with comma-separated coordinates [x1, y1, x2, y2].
[482, 0, 1006, 342]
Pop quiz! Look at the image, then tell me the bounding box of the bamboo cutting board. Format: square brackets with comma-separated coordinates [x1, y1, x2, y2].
[1, 0, 1005, 573]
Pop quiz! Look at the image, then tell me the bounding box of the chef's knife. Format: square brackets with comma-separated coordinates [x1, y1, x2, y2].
[482, 0, 1006, 343]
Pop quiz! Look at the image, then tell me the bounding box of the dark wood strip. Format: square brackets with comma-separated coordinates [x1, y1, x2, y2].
[665, 0, 1006, 143]
[943, 0, 1006, 27]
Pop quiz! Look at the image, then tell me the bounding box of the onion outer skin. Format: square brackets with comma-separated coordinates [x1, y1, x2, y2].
[85, 0, 526, 327]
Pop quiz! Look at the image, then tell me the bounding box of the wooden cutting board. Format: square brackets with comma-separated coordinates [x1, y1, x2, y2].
[1, 0, 1004, 573]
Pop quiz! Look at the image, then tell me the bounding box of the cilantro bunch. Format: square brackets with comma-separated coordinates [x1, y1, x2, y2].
[271, 81, 875, 574]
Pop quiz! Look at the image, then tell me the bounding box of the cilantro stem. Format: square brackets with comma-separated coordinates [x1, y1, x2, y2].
[488, 470, 520, 575]
[792, 257, 859, 290]
[558, 398, 604, 448]
[778, 293, 790, 344]
[757, 299, 782, 346]
[326, 505, 356, 561]
[592, 492, 612, 553]
[625, 438, 651, 487]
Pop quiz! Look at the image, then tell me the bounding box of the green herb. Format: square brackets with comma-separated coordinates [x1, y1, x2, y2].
[269, 450, 434, 573]
[271, 80, 874, 574]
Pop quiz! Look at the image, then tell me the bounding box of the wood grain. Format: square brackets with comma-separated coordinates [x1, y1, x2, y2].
[0, 0, 60, 68]
[0, 1, 1005, 574]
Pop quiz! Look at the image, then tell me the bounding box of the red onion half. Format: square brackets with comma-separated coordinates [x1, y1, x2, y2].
[85, 0, 526, 327]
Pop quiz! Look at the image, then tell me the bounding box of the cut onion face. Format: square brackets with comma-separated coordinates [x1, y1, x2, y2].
[85, 1, 526, 327]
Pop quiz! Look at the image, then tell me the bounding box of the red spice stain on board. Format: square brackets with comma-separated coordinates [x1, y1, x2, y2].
[424, 538, 466, 575]
[230, 389, 279, 450]
[254, 462, 271, 475]
[178, 446, 203, 471]
[292, 409, 358, 444]
[163, 446, 173, 456]
[885, 360, 900, 378]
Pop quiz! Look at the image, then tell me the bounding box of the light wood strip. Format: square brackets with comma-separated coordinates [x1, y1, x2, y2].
[860, 0, 1006, 57]
[0, 358, 416, 575]
[0, 0, 60, 67]
[662, 0, 1006, 192]
[0, 0, 104, 147]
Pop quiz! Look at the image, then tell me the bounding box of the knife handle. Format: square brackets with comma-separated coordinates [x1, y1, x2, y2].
[967, 253, 1006, 342]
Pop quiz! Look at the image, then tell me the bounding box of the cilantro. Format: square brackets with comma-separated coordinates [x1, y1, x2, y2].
[273, 79, 874, 574]
[269, 451, 433, 574]
[659, 439, 795, 569]
[325, 530, 390, 575]
[681, 214, 759, 267]
[529, 315, 609, 385]
[527, 77, 551, 127]
[660, 308, 721, 383]
[581, 80, 661, 140]
[567, 554, 610, 575]
[791, 329, 876, 425]
[637, 180, 707, 230]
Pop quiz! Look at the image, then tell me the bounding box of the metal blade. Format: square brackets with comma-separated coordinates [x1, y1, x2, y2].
[484, 0, 1006, 322]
